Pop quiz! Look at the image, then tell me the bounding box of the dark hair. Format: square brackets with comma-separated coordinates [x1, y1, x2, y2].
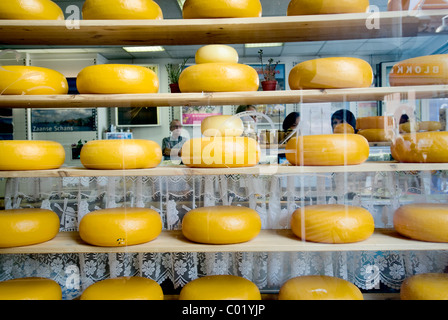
[399, 114, 409, 124]
[236, 105, 256, 114]
[282, 112, 300, 131]
[331, 109, 356, 131]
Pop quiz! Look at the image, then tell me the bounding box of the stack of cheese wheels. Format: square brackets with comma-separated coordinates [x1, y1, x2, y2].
[76, 64, 159, 94]
[0, 140, 65, 171]
[0, 278, 62, 300]
[182, 205, 261, 244]
[0, 208, 60, 248]
[287, 0, 370, 15]
[333, 122, 355, 134]
[82, 0, 163, 19]
[285, 134, 370, 166]
[278, 275, 364, 300]
[80, 139, 162, 170]
[393, 203, 448, 242]
[391, 131, 448, 163]
[201, 115, 244, 137]
[288, 57, 373, 89]
[290, 204, 375, 244]
[79, 207, 162, 247]
[389, 54, 448, 86]
[0, 0, 64, 20]
[356, 116, 395, 142]
[179, 45, 259, 92]
[80, 276, 164, 300]
[0, 66, 68, 95]
[400, 273, 448, 300]
[417, 121, 442, 132]
[182, 0, 262, 18]
[179, 275, 261, 300]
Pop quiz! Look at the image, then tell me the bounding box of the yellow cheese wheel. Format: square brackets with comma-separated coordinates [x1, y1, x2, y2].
[201, 115, 244, 137]
[178, 63, 259, 92]
[80, 139, 162, 170]
[418, 121, 442, 132]
[0, 278, 62, 300]
[179, 275, 261, 300]
[290, 204, 374, 244]
[400, 273, 448, 300]
[80, 276, 163, 300]
[76, 64, 159, 94]
[182, 0, 262, 18]
[82, 0, 163, 20]
[195, 45, 239, 64]
[0, 208, 60, 248]
[278, 275, 364, 300]
[182, 205, 261, 244]
[357, 129, 394, 142]
[389, 55, 448, 86]
[0, 140, 65, 171]
[393, 203, 448, 242]
[285, 134, 370, 166]
[0, 0, 64, 20]
[391, 131, 448, 163]
[0, 66, 68, 95]
[79, 207, 162, 247]
[399, 121, 419, 133]
[287, 0, 369, 15]
[181, 137, 260, 168]
[333, 123, 355, 134]
[356, 116, 394, 130]
[288, 57, 373, 89]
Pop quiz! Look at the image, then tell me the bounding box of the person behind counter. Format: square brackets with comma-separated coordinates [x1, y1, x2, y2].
[236, 105, 257, 139]
[161, 119, 187, 161]
[331, 109, 357, 133]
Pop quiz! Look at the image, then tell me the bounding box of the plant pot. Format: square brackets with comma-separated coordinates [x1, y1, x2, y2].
[71, 147, 82, 160]
[169, 83, 181, 93]
[261, 80, 277, 91]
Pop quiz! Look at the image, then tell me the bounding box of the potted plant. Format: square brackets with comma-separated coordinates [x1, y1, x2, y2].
[165, 58, 189, 93]
[71, 139, 87, 160]
[258, 49, 280, 91]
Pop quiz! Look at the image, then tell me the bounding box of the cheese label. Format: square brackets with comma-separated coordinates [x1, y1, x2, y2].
[390, 63, 443, 77]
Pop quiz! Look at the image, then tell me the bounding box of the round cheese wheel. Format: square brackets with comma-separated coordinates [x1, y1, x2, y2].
[333, 123, 355, 134]
[82, 0, 163, 20]
[196, 45, 239, 64]
[0, 140, 65, 171]
[182, 0, 262, 19]
[356, 116, 394, 130]
[285, 134, 370, 166]
[79, 207, 162, 247]
[391, 131, 448, 163]
[201, 115, 244, 137]
[80, 276, 163, 300]
[178, 63, 259, 92]
[0, 208, 60, 248]
[0, 278, 62, 300]
[76, 64, 159, 94]
[182, 205, 261, 244]
[393, 203, 448, 242]
[418, 121, 442, 132]
[278, 275, 363, 300]
[0, 0, 64, 20]
[179, 275, 261, 300]
[399, 121, 420, 133]
[290, 204, 374, 244]
[288, 57, 373, 89]
[357, 129, 394, 142]
[400, 273, 448, 300]
[80, 139, 162, 170]
[287, 0, 369, 15]
[387, 0, 410, 11]
[181, 137, 260, 168]
[389, 55, 448, 86]
[0, 66, 68, 95]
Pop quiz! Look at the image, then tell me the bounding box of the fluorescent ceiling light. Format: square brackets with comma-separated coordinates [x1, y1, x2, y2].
[15, 48, 100, 54]
[123, 46, 165, 53]
[245, 43, 284, 48]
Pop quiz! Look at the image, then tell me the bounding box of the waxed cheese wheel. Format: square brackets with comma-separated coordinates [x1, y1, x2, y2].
[79, 207, 162, 247]
[333, 123, 355, 134]
[201, 115, 244, 137]
[356, 116, 394, 130]
[278, 275, 364, 300]
[196, 45, 239, 64]
[418, 121, 442, 132]
[0, 66, 68, 95]
[288, 57, 373, 89]
[0, 140, 65, 171]
[400, 273, 448, 300]
[178, 63, 259, 92]
[80, 139, 162, 170]
[393, 203, 448, 242]
[285, 134, 370, 166]
[0, 278, 62, 300]
[179, 275, 261, 300]
[82, 0, 163, 19]
[181, 137, 260, 168]
[80, 276, 164, 300]
[76, 64, 159, 94]
[182, 0, 262, 19]
[182, 205, 261, 244]
[357, 129, 394, 142]
[0, 208, 60, 248]
[0, 0, 64, 20]
[389, 54, 448, 86]
[290, 204, 374, 244]
[287, 0, 369, 15]
[391, 131, 448, 163]
[399, 121, 420, 133]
